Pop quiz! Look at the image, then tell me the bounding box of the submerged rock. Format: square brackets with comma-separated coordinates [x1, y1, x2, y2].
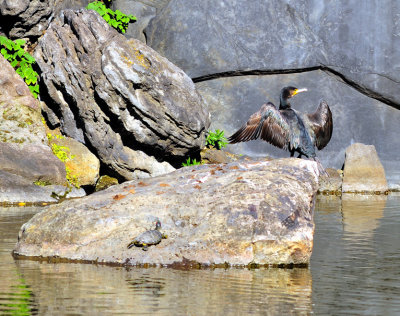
[342, 143, 388, 193]
[14, 158, 319, 267]
[35, 9, 209, 180]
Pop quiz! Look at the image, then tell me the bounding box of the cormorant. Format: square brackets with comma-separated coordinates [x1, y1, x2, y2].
[228, 86, 332, 173]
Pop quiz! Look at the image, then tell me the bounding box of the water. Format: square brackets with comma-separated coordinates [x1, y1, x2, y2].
[1, 195, 400, 315]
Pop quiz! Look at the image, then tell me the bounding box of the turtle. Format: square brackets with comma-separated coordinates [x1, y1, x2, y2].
[127, 220, 167, 251]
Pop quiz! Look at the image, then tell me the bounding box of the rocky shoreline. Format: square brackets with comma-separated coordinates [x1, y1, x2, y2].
[0, 1, 398, 266]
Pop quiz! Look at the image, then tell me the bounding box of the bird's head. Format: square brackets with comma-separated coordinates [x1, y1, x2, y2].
[282, 86, 308, 99]
[280, 86, 307, 109]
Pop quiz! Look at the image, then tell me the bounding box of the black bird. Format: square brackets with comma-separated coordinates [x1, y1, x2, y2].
[228, 86, 332, 172]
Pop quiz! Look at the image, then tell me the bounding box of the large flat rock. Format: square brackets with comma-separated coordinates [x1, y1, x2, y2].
[14, 158, 319, 267]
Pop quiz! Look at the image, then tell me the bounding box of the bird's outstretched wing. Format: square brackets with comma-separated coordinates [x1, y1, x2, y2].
[228, 102, 290, 149]
[305, 100, 333, 150]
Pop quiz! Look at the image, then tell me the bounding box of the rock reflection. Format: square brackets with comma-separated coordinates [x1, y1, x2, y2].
[11, 260, 313, 315]
[124, 267, 312, 315]
[315, 194, 387, 236]
[341, 194, 387, 235]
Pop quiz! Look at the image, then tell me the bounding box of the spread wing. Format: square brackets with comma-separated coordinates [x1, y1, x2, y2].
[228, 102, 290, 149]
[305, 100, 333, 150]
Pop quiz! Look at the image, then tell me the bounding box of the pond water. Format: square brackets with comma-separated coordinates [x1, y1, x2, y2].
[1, 194, 400, 315]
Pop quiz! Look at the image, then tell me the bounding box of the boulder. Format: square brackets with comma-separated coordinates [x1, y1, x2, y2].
[0, 0, 89, 40]
[0, 54, 70, 202]
[35, 9, 209, 180]
[196, 70, 400, 189]
[48, 133, 100, 187]
[14, 158, 319, 267]
[342, 143, 388, 193]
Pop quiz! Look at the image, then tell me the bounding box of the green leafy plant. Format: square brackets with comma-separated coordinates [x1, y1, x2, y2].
[87, 1, 136, 34]
[206, 129, 228, 150]
[0, 36, 40, 98]
[182, 157, 202, 167]
[47, 134, 80, 188]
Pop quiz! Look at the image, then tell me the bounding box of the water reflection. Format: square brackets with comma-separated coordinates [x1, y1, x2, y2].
[2, 195, 400, 315]
[0, 207, 40, 315]
[12, 262, 312, 315]
[341, 194, 387, 235]
[312, 194, 400, 315]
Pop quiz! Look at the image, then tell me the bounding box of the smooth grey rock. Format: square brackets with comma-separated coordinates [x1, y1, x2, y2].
[112, 0, 158, 42]
[0, 0, 89, 40]
[196, 70, 400, 189]
[14, 158, 319, 266]
[0, 143, 66, 185]
[342, 143, 388, 193]
[287, 0, 400, 105]
[146, 0, 400, 104]
[35, 9, 209, 180]
[146, 0, 325, 78]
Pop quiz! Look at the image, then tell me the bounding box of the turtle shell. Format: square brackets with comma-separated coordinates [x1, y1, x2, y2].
[133, 229, 163, 246]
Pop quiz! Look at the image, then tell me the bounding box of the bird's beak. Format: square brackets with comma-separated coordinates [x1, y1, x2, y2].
[293, 88, 308, 96]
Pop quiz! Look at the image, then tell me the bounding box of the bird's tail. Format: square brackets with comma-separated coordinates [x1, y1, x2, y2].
[313, 157, 329, 178]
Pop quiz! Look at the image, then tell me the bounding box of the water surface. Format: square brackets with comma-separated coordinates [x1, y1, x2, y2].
[1, 195, 400, 315]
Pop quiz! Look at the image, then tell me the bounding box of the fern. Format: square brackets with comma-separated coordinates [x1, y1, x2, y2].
[87, 1, 136, 34]
[0, 36, 39, 98]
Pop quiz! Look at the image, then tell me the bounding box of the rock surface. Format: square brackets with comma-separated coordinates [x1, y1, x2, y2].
[0, 170, 85, 204]
[196, 70, 400, 189]
[0, 0, 89, 40]
[318, 168, 342, 194]
[112, 0, 162, 43]
[48, 133, 100, 187]
[35, 9, 209, 180]
[342, 143, 388, 193]
[0, 54, 70, 202]
[14, 158, 319, 266]
[146, 0, 400, 104]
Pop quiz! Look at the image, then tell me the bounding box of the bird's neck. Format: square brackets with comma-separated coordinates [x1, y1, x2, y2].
[279, 95, 291, 110]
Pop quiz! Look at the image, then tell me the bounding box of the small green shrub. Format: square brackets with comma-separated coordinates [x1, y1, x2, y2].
[182, 157, 202, 167]
[0, 36, 40, 98]
[87, 1, 136, 34]
[206, 129, 228, 150]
